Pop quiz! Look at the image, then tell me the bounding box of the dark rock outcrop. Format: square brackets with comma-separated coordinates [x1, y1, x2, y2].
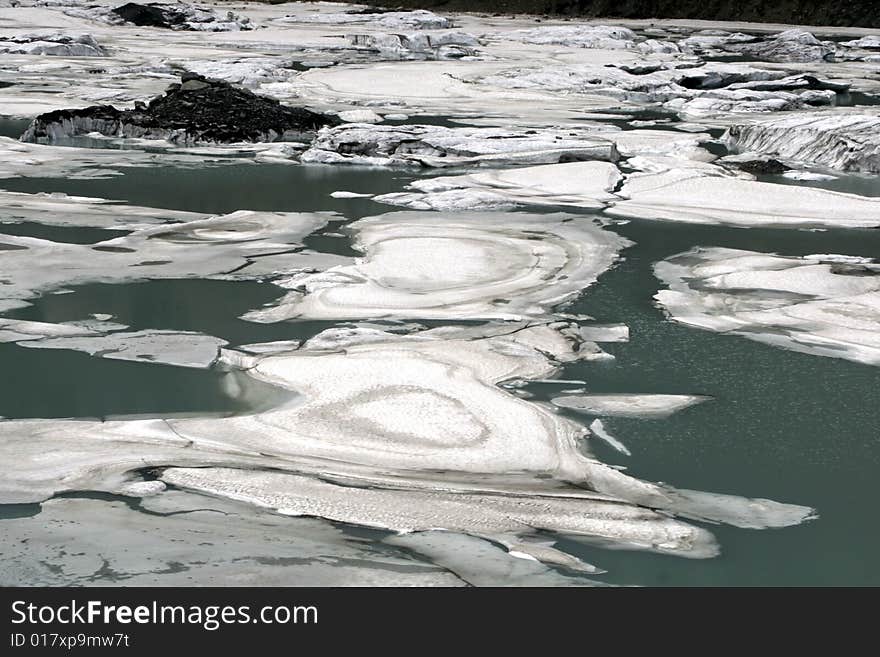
[734, 158, 791, 175]
[110, 3, 252, 31]
[112, 3, 187, 28]
[21, 74, 340, 145]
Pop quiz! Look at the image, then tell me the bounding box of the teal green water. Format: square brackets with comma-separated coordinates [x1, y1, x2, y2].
[1, 163, 878, 585]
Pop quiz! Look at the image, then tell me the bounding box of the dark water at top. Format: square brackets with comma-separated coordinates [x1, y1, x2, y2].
[1, 161, 878, 585]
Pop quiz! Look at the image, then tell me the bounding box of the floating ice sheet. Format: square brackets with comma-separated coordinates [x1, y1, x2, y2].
[243, 211, 631, 322]
[552, 393, 709, 419]
[607, 169, 880, 228]
[374, 161, 622, 211]
[0, 189, 202, 230]
[0, 492, 461, 586]
[0, 203, 335, 311]
[655, 247, 880, 365]
[18, 329, 227, 369]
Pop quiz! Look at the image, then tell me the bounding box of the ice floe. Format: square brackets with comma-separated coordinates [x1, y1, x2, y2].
[589, 419, 631, 456]
[723, 29, 836, 62]
[162, 466, 719, 560]
[476, 61, 843, 116]
[607, 168, 880, 228]
[0, 205, 336, 311]
[655, 247, 880, 365]
[0, 31, 106, 56]
[725, 111, 880, 173]
[0, 492, 462, 586]
[242, 211, 630, 322]
[552, 393, 709, 419]
[345, 31, 480, 61]
[385, 532, 600, 586]
[301, 123, 618, 167]
[18, 329, 227, 368]
[279, 8, 452, 30]
[374, 161, 622, 211]
[0, 320, 815, 564]
[0, 189, 202, 229]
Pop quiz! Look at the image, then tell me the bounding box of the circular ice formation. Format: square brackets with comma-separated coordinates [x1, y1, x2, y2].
[244, 211, 631, 322]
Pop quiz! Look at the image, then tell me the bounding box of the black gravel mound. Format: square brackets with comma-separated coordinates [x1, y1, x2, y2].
[22, 73, 340, 144]
[111, 3, 189, 28]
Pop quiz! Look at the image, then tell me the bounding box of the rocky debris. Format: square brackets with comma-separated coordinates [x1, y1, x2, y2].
[300, 123, 619, 167]
[722, 30, 836, 62]
[727, 157, 791, 175]
[346, 31, 480, 60]
[110, 2, 253, 31]
[21, 73, 340, 145]
[725, 112, 880, 173]
[0, 32, 107, 56]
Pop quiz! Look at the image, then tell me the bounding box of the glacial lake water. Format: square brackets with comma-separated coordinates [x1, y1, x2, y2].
[1, 161, 878, 586]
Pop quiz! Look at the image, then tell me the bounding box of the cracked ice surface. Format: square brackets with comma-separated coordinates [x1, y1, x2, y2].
[655, 248, 880, 366]
[242, 211, 630, 322]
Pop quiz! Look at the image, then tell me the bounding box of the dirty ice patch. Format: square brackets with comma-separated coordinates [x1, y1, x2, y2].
[725, 111, 880, 174]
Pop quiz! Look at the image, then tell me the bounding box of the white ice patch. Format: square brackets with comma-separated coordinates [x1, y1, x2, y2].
[18, 329, 227, 369]
[607, 169, 880, 228]
[496, 25, 641, 50]
[781, 171, 837, 181]
[242, 211, 630, 322]
[552, 394, 709, 419]
[374, 161, 622, 211]
[0, 32, 106, 56]
[162, 466, 720, 559]
[278, 9, 452, 30]
[0, 203, 335, 311]
[0, 189, 202, 230]
[589, 419, 631, 456]
[655, 247, 880, 366]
